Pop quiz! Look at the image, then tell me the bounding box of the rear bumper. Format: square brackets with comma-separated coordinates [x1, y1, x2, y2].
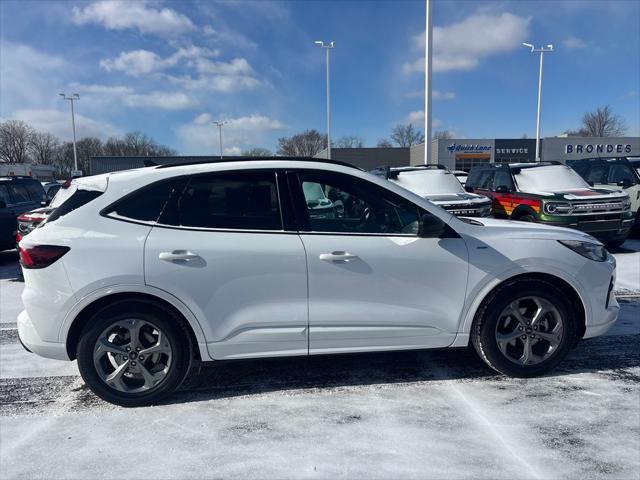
[17, 310, 70, 361]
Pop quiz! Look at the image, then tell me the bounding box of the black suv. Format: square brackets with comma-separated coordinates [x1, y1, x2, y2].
[0, 177, 47, 251]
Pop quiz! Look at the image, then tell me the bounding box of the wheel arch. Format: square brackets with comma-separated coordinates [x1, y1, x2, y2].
[510, 205, 538, 220]
[459, 272, 586, 346]
[64, 289, 209, 362]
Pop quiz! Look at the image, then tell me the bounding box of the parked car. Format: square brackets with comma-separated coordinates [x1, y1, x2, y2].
[371, 165, 492, 217]
[0, 176, 46, 251]
[16, 182, 72, 243]
[19, 158, 619, 406]
[452, 170, 468, 186]
[629, 157, 640, 175]
[42, 182, 62, 203]
[567, 157, 640, 231]
[465, 162, 633, 248]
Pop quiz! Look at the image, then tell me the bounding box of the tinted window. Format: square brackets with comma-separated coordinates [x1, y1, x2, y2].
[297, 171, 421, 235]
[46, 185, 61, 201]
[465, 169, 484, 188]
[584, 164, 607, 184]
[493, 170, 514, 190]
[0, 185, 10, 206]
[8, 185, 30, 203]
[25, 182, 46, 202]
[607, 164, 638, 185]
[48, 190, 104, 223]
[161, 171, 282, 230]
[105, 179, 181, 222]
[475, 170, 494, 190]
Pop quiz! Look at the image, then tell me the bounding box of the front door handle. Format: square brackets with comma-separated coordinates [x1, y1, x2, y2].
[319, 251, 358, 262]
[159, 250, 201, 263]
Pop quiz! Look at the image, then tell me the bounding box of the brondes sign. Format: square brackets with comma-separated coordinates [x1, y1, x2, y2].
[565, 143, 632, 155]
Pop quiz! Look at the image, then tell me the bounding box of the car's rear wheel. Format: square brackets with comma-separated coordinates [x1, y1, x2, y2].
[471, 279, 578, 377]
[516, 213, 537, 222]
[77, 301, 192, 407]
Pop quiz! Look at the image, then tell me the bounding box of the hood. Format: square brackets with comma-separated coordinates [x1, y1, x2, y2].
[527, 188, 627, 201]
[456, 217, 599, 242]
[423, 192, 490, 205]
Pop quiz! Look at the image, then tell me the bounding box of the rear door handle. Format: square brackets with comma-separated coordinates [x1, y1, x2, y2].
[319, 251, 358, 262]
[159, 250, 201, 262]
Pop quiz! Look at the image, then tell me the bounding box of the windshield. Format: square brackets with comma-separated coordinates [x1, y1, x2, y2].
[395, 171, 466, 195]
[515, 165, 591, 192]
[302, 181, 328, 201]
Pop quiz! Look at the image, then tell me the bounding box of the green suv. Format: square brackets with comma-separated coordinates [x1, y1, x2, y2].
[465, 162, 633, 247]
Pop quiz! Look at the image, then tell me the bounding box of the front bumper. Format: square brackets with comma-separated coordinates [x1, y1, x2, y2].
[583, 293, 620, 339]
[17, 310, 70, 361]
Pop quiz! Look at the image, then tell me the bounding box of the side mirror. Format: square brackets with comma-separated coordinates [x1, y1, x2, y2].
[419, 213, 445, 238]
[618, 179, 633, 189]
[464, 185, 474, 193]
[0, 200, 6, 209]
[495, 185, 511, 194]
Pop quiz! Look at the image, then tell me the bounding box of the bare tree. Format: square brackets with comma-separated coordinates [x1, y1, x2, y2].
[30, 132, 59, 165]
[333, 135, 364, 148]
[0, 120, 34, 163]
[566, 105, 627, 137]
[376, 138, 393, 148]
[76, 137, 104, 174]
[277, 129, 327, 157]
[390, 124, 425, 147]
[433, 130, 453, 140]
[242, 147, 273, 157]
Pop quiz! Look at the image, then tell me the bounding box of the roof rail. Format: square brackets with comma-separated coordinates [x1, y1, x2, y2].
[154, 156, 363, 171]
[369, 164, 448, 179]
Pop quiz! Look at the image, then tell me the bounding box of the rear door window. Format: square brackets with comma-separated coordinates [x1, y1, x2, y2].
[607, 164, 638, 185]
[0, 185, 10, 206]
[160, 171, 282, 231]
[7, 185, 30, 203]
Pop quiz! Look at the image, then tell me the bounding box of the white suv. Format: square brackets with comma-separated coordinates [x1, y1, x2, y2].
[18, 159, 619, 406]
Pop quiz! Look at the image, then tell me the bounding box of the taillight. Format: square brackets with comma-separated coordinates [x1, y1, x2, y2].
[16, 232, 23, 244]
[19, 245, 70, 269]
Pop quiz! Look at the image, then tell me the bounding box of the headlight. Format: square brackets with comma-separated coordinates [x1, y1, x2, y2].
[558, 240, 608, 262]
[544, 201, 573, 215]
[622, 198, 631, 210]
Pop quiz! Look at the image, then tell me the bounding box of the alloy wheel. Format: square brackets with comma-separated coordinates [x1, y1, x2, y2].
[494, 296, 564, 366]
[93, 318, 173, 393]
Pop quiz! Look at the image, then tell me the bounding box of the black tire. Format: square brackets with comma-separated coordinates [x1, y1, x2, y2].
[77, 300, 192, 407]
[471, 279, 578, 377]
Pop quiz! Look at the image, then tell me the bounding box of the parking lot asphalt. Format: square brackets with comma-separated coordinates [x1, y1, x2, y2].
[1, 243, 639, 479]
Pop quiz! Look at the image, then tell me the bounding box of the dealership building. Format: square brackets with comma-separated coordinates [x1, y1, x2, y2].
[89, 136, 640, 175]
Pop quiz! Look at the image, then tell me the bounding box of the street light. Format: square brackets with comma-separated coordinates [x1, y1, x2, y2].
[315, 40, 335, 159]
[59, 93, 80, 173]
[212, 121, 228, 159]
[522, 43, 554, 162]
[424, 0, 433, 165]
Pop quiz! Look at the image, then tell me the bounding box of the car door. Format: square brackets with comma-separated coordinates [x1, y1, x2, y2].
[0, 185, 15, 248]
[288, 169, 469, 354]
[144, 170, 309, 360]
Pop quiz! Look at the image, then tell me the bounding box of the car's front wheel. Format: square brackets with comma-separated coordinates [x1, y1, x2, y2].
[471, 279, 578, 377]
[76, 301, 192, 407]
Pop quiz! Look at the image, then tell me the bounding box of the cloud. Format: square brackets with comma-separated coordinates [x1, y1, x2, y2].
[73, 84, 197, 110]
[562, 36, 588, 50]
[0, 41, 68, 116]
[403, 110, 442, 128]
[177, 113, 286, 154]
[100, 46, 221, 76]
[406, 90, 456, 100]
[165, 73, 262, 93]
[404, 12, 531, 74]
[12, 109, 120, 140]
[72, 0, 195, 36]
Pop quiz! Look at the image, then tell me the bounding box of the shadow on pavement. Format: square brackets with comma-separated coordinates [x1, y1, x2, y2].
[164, 333, 640, 406]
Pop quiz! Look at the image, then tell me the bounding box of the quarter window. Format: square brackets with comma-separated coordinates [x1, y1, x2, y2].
[161, 171, 282, 230]
[105, 178, 181, 223]
[296, 171, 420, 235]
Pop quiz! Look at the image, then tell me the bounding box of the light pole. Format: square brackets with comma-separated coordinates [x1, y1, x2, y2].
[315, 40, 334, 159]
[59, 93, 80, 172]
[522, 43, 553, 162]
[212, 121, 228, 159]
[424, 0, 433, 165]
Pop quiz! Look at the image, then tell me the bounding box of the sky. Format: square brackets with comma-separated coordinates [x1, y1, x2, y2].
[1, 0, 639, 155]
